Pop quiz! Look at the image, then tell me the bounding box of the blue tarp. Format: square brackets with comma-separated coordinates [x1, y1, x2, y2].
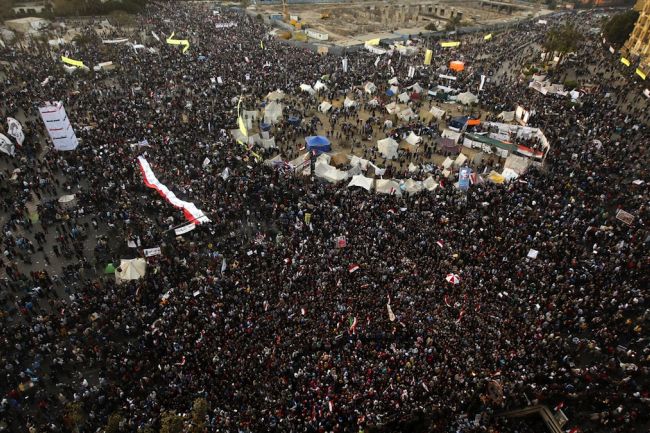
[386, 89, 395, 96]
[306, 136, 331, 154]
[288, 115, 301, 126]
[260, 122, 271, 132]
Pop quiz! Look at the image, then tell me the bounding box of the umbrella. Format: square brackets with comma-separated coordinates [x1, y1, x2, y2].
[446, 273, 460, 284]
[104, 263, 116, 274]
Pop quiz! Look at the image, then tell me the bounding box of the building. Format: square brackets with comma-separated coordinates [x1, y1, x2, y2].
[11, 1, 51, 15]
[625, 0, 650, 71]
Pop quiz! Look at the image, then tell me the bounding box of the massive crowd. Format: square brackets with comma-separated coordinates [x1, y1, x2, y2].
[0, 2, 648, 433]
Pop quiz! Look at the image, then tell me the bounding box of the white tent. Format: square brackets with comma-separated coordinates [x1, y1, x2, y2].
[264, 154, 283, 167]
[497, 111, 515, 122]
[242, 110, 258, 129]
[375, 179, 401, 195]
[364, 82, 377, 94]
[409, 83, 424, 94]
[300, 83, 316, 95]
[501, 167, 519, 181]
[398, 92, 410, 103]
[316, 153, 331, 165]
[454, 91, 478, 105]
[453, 153, 467, 167]
[423, 177, 439, 191]
[398, 108, 417, 121]
[406, 131, 421, 146]
[403, 178, 424, 193]
[344, 97, 358, 108]
[314, 162, 349, 183]
[377, 137, 399, 159]
[385, 102, 399, 114]
[367, 98, 379, 107]
[408, 162, 419, 173]
[264, 101, 283, 124]
[388, 77, 399, 85]
[348, 175, 374, 191]
[430, 106, 446, 120]
[289, 153, 310, 174]
[261, 137, 276, 149]
[350, 155, 369, 171]
[267, 90, 285, 101]
[442, 156, 454, 169]
[319, 101, 333, 113]
[442, 129, 461, 143]
[115, 258, 146, 283]
[389, 85, 399, 95]
[314, 80, 328, 91]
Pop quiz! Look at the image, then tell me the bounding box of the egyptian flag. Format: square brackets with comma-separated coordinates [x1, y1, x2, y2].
[348, 264, 360, 273]
[554, 402, 565, 411]
[436, 240, 445, 248]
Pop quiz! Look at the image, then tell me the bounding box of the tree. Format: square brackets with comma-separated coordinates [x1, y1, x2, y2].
[160, 411, 185, 433]
[543, 23, 583, 66]
[603, 10, 639, 47]
[189, 398, 208, 433]
[105, 412, 123, 433]
[445, 15, 462, 32]
[546, 0, 556, 9]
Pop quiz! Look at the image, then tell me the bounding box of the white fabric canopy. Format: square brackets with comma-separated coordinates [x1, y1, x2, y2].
[403, 178, 424, 193]
[367, 98, 379, 107]
[348, 175, 374, 191]
[406, 131, 421, 145]
[454, 91, 478, 105]
[344, 97, 357, 108]
[442, 129, 461, 143]
[442, 157, 454, 169]
[314, 162, 349, 183]
[430, 106, 446, 119]
[423, 177, 439, 191]
[350, 155, 369, 171]
[264, 101, 283, 124]
[498, 111, 515, 122]
[314, 80, 328, 91]
[300, 83, 316, 95]
[116, 258, 146, 283]
[398, 108, 417, 121]
[377, 137, 399, 159]
[453, 153, 467, 167]
[261, 137, 276, 149]
[398, 92, 410, 103]
[409, 83, 424, 94]
[364, 82, 377, 94]
[375, 179, 401, 195]
[266, 90, 285, 101]
[385, 102, 399, 114]
[388, 77, 399, 85]
[408, 162, 419, 173]
[319, 101, 332, 113]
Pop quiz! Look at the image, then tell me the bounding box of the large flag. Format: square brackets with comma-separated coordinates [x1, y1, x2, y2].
[61, 56, 87, 69]
[458, 166, 471, 191]
[0, 133, 15, 156]
[342, 57, 348, 73]
[620, 57, 630, 67]
[7, 117, 25, 146]
[38, 102, 79, 151]
[166, 32, 190, 53]
[479, 75, 486, 91]
[137, 156, 210, 224]
[440, 41, 461, 48]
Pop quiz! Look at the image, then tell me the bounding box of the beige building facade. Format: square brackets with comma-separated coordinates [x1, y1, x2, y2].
[625, 0, 650, 72]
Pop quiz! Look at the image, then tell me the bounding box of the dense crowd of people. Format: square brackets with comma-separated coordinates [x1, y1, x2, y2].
[0, 2, 648, 433]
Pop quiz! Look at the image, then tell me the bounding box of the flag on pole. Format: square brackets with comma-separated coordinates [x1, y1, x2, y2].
[348, 263, 360, 273]
[436, 240, 445, 248]
[387, 303, 395, 321]
[349, 317, 358, 333]
[620, 57, 630, 66]
[342, 57, 348, 73]
[424, 49, 432, 65]
[6, 117, 25, 146]
[221, 257, 227, 273]
[484, 33, 492, 41]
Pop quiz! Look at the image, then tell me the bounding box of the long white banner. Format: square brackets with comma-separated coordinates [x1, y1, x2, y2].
[137, 156, 210, 224]
[38, 102, 78, 151]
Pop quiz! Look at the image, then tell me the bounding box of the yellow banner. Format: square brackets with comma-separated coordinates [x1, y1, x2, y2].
[61, 56, 86, 69]
[424, 49, 432, 66]
[440, 41, 461, 48]
[166, 32, 190, 54]
[236, 97, 248, 137]
[366, 38, 380, 46]
[260, 40, 264, 49]
[620, 57, 630, 67]
[636, 68, 647, 80]
[484, 34, 492, 41]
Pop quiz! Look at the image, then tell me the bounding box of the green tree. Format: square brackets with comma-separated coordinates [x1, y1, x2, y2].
[189, 398, 208, 433]
[160, 411, 185, 433]
[543, 23, 583, 65]
[603, 10, 639, 47]
[0, 0, 15, 18]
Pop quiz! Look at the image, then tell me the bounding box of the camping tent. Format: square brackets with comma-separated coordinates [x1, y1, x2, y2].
[385, 102, 399, 114]
[300, 83, 315, 95]
[306, 136, 331, 153]
[406, 131, 421, 146]
[315, 162, 348, 183]
[430, 106, 446, 120]
[398, 92, 410, 103]
[115, 258, 146, 283]
[423, 177, 439, 191]
[454, 92, 478, 105]
[364, 82, 377, 94]
[388, 77, 399, 85]
[314, 80, 328, 91]
[409, 83, 424, 94]
[266, 90, 285, 101]
[264, 101, 283, 124]
[498, 111, 516, 122]
[319, 101, 332, 113]
[398, 108, 417, 121]
[348, 175, 374, 191]
[344, 97, 357, 108]
[375, 179, 401, 195]
[403, 178, 424, 193]
[377, 137, 399, 159]
[453, 153, 467, 167]
[367, 98, 379, 107]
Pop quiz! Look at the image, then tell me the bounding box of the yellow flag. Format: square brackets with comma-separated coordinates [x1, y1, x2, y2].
[366, 38, 380, 46]
[636, 68, 646, 80]
[260, 40, 264, 49]
[484, 34, 492, 41]
[166, 32, 190, 54]
[620, 57, 630, 67]
[238, 116, 248, 137]
[424, 49, 432, 66]
[61, 56, 86, 69]
[440, 41, 461, 48]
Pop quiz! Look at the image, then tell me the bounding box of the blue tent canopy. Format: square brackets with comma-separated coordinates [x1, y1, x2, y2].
[260, 122, 271, 132]
[306, 136, 331, 154]
[288, 115, 301, 126]
[386, 89, 395, 96]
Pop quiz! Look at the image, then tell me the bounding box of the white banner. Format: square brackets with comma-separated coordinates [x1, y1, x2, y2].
[215, 22, 237, 29]
[7, 117, 25, 146]
[175, 223, 196, 235]
[479, 74, 486, 92]
[151, 31, 160, 42]
[138, 156, 210, 224]
[38, 102, 78, 151]
[0, 133, 15, 156]
[374, 56, 381, 67]
[102, 38, 129, 44]
[342, 57, 348, 73]
[143, 247, 162, 257]
[408, 66, 415, 78]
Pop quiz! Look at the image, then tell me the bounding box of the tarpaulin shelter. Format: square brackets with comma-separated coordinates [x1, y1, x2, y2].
[403, 179, 424, 193]
[454, 91, 478, 105]
[398, 92, 410, 103]
[344, 97, 358, 108]
[115, 258, 146, 283]
[449, 61, 465, 72]
[375, 179, 401, 196]
[423, 177, 439, 191]
[377, 137, 399, 159]
[406, 131, 422, 146]
[314, 80, 327, 91]
[385, 102, 399, 114]
[430, 106, 446, 120]
[398, 108, 417, 121]
[408, 83, 424, 94]
[266, 90, 285, 101]
[306, 136, 331, 153]
[348, 175, 374, 191]
[288, 115, 301, 126]
[264, 101, 283, 124]
[300, 83, 315, 95]
[319, 101, 332, 113]
[314, 162, 348, 183]
[364, 82, 377, 94]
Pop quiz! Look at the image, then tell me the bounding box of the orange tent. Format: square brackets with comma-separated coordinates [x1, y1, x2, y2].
[450, 61, 465, 72]
[466, 119, 480, 126]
